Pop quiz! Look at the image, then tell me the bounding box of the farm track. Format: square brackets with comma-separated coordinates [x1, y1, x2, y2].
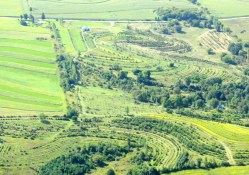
[218, 140, 235, 165]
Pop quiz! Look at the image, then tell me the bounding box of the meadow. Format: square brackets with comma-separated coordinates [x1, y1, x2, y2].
[0, 0, 27, 17]
[28, 0, 195, 20]
[222, 18, 249, 42]
[0, 19, 66, 116]
[198, 0, 249, 18]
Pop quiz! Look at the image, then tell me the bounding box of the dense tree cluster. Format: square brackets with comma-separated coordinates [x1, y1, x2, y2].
[221, 42, 248, 65]
[57, 55, 79, 91]
[78, 60, 249, 123]
[156, 7, 223, 31]
[162, 20, 182, 34]
[134, 75, 249, 118]
[39, 143, 131, 175]
[128, 164, 160, 175]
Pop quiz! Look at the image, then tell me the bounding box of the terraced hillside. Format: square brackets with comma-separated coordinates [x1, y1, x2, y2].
[0, 19, 66, 116]
[1, 113, 249, 175]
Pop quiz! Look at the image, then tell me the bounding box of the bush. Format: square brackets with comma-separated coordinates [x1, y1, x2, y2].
[106, 169, 115, 175]
[244, 68, 249, 76]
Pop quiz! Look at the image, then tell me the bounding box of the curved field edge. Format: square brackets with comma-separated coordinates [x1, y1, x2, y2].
[168, 165, 249, 175]
[150, 114, 249, 143]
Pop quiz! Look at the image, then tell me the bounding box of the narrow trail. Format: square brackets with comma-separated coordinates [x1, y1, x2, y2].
[218, 140, 236, 165]
[81, 32, 90, 52]
[220, 16, 249, 20]
[50, 120, 74, 140]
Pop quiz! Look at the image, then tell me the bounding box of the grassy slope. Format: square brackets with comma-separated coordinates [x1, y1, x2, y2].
[0, 19, 66, 116]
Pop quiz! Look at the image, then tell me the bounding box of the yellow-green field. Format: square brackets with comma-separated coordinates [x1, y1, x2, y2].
[169, 165, 249, 175]
[152, 114, 249, 165]
[0, 19, 66, 116]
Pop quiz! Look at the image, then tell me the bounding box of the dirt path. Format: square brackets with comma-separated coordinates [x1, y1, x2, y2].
[218, 140, 236, 165]
[220, 16, 249, 20]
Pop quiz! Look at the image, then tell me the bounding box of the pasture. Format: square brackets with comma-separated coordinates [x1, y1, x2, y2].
[222, 18, 249, 42]
[0, 19, 66, 116]
[27, 0, 195, 20]
[198, 0, 249, 18]
[0, 0, 27, 17]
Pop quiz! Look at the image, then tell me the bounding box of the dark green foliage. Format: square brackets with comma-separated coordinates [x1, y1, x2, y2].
[106, 169, 115, 175]
[244, 68, 249, 76]
[23, 13, 28, 20]
[221, 55, 236, 65]
[41, 12, 46, 20]
[66, 106, 79, 119]
[156, 8, 222, 30]
[244, 42, 249, 48]
[162, 20, 182, 34]
[39, 143, 131, 175]
[207, 48, 215, 55]
[20, 20, 27, 26]
[228, 43, 243, 55]
[169, 63, 175, 67]
[118, 71, 128, 79]
[189, 0, 197, 4]
[58, 56, 79, 91]
[128, 164, 160, 175]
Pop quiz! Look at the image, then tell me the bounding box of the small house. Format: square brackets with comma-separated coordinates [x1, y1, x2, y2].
[82, 26, 90, 32]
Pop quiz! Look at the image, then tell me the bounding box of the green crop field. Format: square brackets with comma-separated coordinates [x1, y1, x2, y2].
[0, 19, 66, 116]
[198, 0, 249, 18]
[27, 0, 195, 20]
[0, 0, 27, 17]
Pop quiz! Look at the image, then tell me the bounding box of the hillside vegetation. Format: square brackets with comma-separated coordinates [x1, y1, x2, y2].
[0, 0, 248, 175]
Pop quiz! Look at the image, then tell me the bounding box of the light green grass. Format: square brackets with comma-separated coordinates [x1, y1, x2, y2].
[169, 165, 249, 175]
[0, 19, 66, 116]
[68, 28, 87, 52]
[222, 18, 249, 42]
[0, 0, 26, 17]
[199, 0, 249, 18]
[29, 0, 195, 20]
[153, 114, 249, 143]
[79, 86, 163, 116]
